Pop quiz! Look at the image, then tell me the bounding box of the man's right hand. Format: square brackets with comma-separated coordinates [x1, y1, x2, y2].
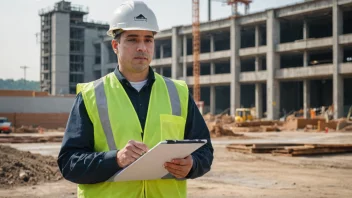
[116, 140, 149, 168]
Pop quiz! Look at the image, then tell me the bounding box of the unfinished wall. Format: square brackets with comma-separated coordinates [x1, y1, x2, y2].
[0, 97, 75, 113]
[0, 90, 49, 97]
[280, 81, 303, 114]
[0, 113, 69, 129]
[240, 84, 255, 108]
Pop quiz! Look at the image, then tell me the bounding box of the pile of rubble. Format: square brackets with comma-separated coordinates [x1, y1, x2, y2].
[0, 145, 62, 188]
[283, 116, 352, 132]
[204, 111, 352, 137]
[204, 113, 282, 137]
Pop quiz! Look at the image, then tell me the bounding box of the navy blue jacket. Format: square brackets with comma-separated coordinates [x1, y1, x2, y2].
[57, 67, 214, 184]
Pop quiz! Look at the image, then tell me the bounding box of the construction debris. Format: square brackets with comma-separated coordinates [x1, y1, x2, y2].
[226, 143, 352, 157]
[0, 135, 63, 144]
[0, 145, 62, 188]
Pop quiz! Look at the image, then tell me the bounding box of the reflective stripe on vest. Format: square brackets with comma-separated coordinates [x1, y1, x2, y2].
[93, 78, 117, 151]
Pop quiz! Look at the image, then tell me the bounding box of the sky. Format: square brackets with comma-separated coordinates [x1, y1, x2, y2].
[0, 0, 303, 81]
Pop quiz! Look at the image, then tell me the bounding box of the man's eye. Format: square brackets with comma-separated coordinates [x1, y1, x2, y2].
[128, 39, 136, 42]
[146, 39, 153, 43]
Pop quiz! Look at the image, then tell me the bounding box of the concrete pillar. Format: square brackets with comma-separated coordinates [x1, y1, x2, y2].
[333, 2, 344, 119]
[160, 67, 164, 76]
[303, 20, 309, 40]
[210, 34, 215, 52]
[266, 10, 280, 120]
[255, 25, 261, 47]
[303, 19, 309, 68]
[230, 18, 241, 116]
[171, 27, 182, 79]
[255, 83, 263, 119]
[210, 86, 216, 114]
[210, 62, 215, 75]
[303, 80, 310, 118]
[303, 51, 308, 67]
[183, 35, 187, 80]
[101, 41, 109, 77]
[255, 56, 262, 71]
[160, 45, 164, 59]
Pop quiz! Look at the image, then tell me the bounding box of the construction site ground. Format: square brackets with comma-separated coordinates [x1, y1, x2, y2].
[0, 131, 352, 198]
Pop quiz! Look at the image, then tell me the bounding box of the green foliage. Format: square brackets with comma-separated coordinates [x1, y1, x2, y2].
[0, 79, 40, 91]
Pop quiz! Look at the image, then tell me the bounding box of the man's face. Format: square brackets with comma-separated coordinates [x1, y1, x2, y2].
[112, 30, 155, 73]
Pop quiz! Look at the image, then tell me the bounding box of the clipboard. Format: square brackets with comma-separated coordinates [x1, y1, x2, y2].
[109, 139, 207, 182]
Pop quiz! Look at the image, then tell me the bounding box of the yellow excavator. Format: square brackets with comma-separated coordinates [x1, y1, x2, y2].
[235, 108, 254, 123]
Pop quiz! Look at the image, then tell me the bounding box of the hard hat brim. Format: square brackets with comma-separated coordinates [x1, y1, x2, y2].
[107, 27, 159, 37]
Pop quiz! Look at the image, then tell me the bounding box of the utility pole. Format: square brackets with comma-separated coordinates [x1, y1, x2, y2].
[20, 66, 29, 87]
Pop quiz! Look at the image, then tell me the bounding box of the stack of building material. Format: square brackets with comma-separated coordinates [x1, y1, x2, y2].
[226, 143, 303, 154]
[226, 143, 352, 156]
[272, 144, 352, 156]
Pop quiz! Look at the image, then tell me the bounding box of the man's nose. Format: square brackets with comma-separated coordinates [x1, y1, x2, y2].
[137, 41, 147, 52]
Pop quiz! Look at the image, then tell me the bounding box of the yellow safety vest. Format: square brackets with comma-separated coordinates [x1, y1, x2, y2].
[76, 71, 189, 198]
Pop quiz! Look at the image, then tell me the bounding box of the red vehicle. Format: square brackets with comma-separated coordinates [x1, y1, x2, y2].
[0, 117, 12, 134]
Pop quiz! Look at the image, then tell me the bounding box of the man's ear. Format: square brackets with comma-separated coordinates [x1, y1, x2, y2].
[111, 40, 118, 54]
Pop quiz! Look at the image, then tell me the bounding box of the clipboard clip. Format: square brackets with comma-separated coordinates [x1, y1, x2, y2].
[165, 139, 207, 144]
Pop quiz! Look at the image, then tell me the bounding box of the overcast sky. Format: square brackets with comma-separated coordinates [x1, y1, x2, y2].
[0, 0, 302, 81]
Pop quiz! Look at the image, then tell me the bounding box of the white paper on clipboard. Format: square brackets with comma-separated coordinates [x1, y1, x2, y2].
[109, 139, 207, 182]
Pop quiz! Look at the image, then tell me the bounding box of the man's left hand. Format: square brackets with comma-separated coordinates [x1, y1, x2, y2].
[164, 155, 193, 178]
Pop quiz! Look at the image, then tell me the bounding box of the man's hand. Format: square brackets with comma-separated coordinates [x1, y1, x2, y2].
[116, 140, 148, 168]
[164, 155, 193, 178]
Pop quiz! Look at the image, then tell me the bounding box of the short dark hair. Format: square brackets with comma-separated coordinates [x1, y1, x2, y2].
[113, 32, 122, 43]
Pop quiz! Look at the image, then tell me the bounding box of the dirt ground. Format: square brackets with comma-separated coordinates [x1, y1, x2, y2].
[0, 132, 351, 198]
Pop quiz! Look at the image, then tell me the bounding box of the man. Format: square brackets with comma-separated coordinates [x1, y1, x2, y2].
[57, 1, 213, 198]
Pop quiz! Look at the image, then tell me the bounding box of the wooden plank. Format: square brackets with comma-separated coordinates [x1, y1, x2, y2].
[252, 143, 304, 149]
[272, 149, 291, 154]
[291, 148, 352, 155]
[304, 144, 352, 148]
[251, 148, 277, 153]
[226, 145, 253, 149]
[284, 145, 315, 151]
[226, 147, 252, 153]
[272, 152, 293, 157]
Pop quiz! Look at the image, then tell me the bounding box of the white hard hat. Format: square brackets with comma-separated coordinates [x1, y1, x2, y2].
[107, 0, 159, 37]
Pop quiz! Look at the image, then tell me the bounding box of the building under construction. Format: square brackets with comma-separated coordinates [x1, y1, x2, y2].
[38, 1, 108, 95]
[40, 0, 352, 120]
